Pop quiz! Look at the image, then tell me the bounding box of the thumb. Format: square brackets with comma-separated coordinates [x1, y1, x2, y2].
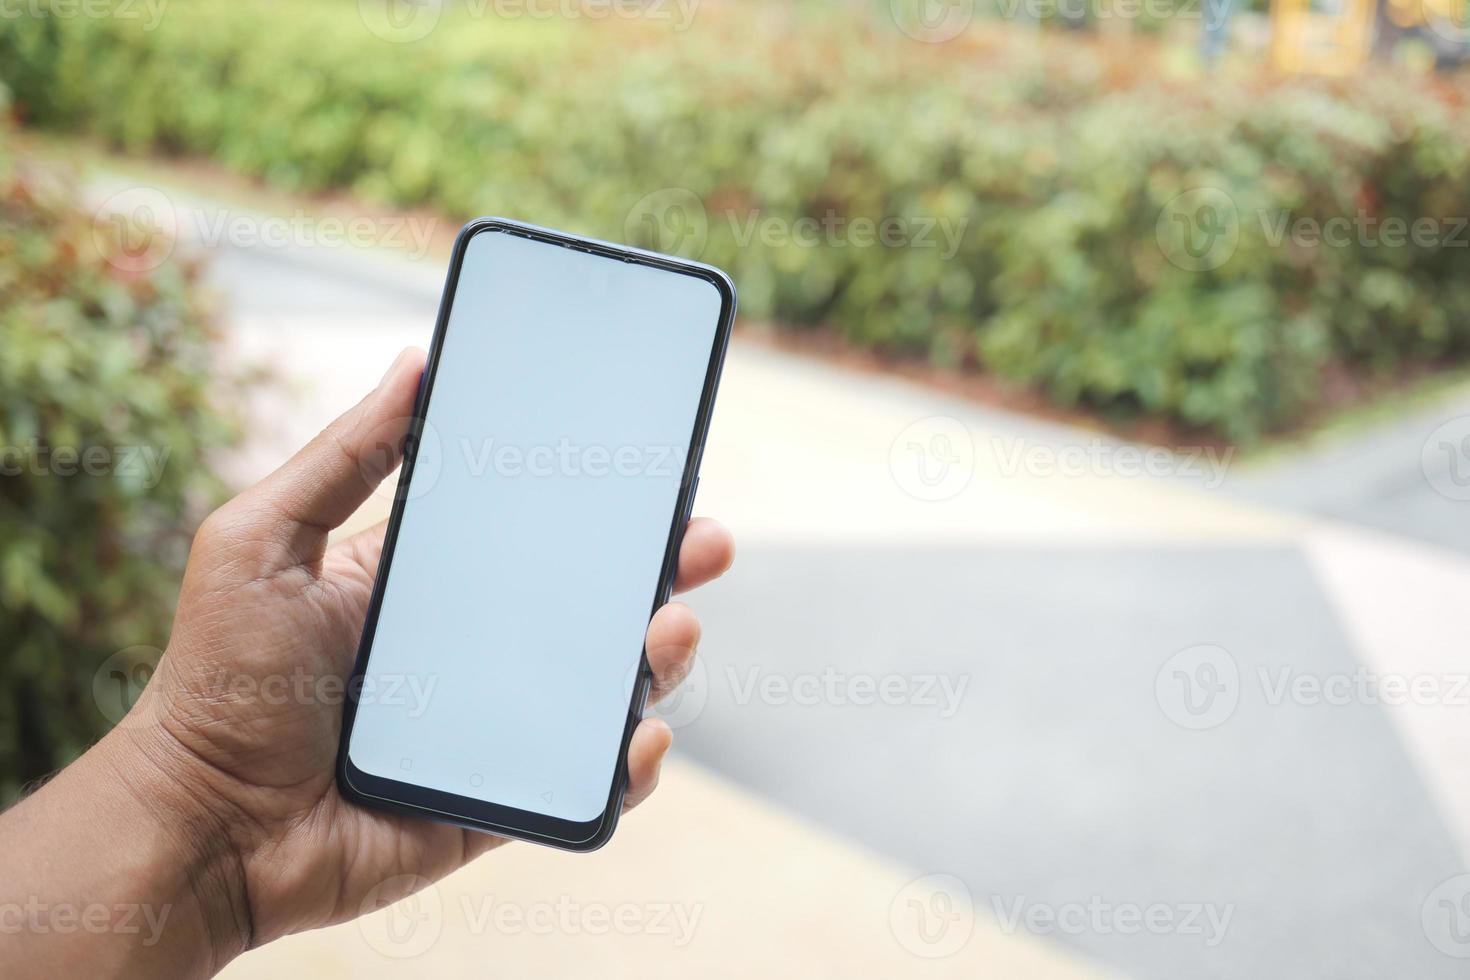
[235, 347, 427, 568]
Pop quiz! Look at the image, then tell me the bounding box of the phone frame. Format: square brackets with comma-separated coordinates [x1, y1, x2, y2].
[335, 217, 736, 851]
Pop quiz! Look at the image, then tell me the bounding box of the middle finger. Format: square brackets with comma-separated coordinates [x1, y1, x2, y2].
[645, 601, 700, 704]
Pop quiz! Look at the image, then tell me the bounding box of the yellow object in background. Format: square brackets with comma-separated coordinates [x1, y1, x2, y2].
[1270, 0, 1379, 74]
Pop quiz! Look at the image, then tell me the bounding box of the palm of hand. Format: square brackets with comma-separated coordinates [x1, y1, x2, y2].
[129, 350, 729, 947]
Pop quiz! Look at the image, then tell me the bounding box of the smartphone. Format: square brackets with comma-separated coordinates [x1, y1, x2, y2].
[336, 217, 735, 851]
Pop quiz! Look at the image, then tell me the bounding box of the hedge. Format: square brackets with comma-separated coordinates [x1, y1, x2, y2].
[0, 86, 242, 798]
[4, 2, 1470, 440]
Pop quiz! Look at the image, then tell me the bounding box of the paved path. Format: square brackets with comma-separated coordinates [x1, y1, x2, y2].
[1225, 395, 1470, 555]
[102, 180, 1470, 978]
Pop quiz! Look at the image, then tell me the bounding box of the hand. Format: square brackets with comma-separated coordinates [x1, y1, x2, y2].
[0, 348, 733, 978]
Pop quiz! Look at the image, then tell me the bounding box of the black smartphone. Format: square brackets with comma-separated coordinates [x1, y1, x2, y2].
[336, 217, 735, 851]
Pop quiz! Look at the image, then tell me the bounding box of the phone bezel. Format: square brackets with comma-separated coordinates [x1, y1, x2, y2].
[335, 217, 736, 851]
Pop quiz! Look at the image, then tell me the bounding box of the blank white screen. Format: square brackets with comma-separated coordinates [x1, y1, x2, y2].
[348, 228, 722, 823]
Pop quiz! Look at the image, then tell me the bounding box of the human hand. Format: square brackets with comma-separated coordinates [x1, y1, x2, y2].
[0, 348, 733, 978]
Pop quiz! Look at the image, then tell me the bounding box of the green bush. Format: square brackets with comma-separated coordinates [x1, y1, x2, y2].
[0, 93, 242, 799]
[4, 3, 1470, 440]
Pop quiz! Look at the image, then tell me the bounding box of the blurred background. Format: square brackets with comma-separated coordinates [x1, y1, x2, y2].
[5, 0, 1470, 976]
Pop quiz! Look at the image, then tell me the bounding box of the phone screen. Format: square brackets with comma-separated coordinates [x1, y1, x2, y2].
[346, 226, 724, 825]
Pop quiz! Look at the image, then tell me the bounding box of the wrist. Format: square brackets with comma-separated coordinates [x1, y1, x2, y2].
[92, 720, 257, 972]
[0, 721, 253, 979]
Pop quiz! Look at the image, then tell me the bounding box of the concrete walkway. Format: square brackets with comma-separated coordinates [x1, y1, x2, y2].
[1225, 392, 1470, 555]
[95, 179, 1470, 978]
